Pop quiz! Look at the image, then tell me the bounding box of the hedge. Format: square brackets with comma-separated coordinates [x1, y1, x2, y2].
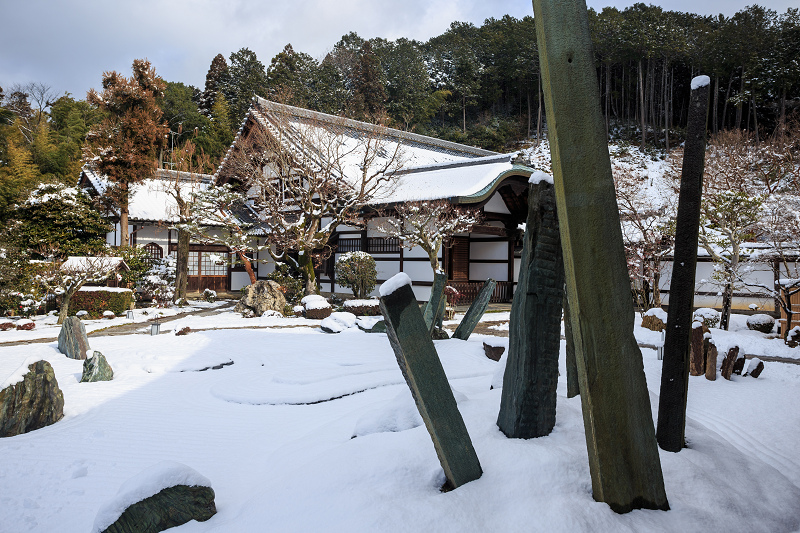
[69, 288, 134, 319]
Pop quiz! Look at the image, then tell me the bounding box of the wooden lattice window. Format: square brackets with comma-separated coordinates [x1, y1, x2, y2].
[143, 242, 163, 266]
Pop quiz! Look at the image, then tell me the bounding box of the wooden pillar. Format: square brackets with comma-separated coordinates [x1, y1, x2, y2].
[532, 0, 669, 513]
[656, 78, 710, 452]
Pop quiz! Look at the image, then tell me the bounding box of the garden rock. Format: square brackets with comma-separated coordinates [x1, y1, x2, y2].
[720, 345, 740, 380]
[743, 358, 765, 378]
[81, 351, 114, 383]
[483, 342, 505, 361]
[58, 316, 91, 360]
[175, 327, 191, 336]
[93, 462, 216, 533]
[746, 314, 775, 334]
[641, 308, 667, 332]
[0, 360, 64, 438]
[103, 311, 116, 319]
[0, 322, 14, 331]
[234, 280, 287, 317]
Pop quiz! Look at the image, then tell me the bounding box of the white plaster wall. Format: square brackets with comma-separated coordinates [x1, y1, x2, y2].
[374, 258, 400, 281]
[403, 246, 435, 259]
[470, 241, 507, 260]
[470, 263, 507, 282]
[231, 272, 251, 291]
[482, 193, 511, 214]
[402, 261, 435, 283]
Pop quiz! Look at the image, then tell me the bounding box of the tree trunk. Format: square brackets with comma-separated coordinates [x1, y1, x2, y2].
[656, 80, 708, 452]
[735, 68, 745, 130]
[721, 74, 734, 130]
[462, 96, 467, 134]
[751, 94, 759, 144]
[712, 76, 719, 133]
[721, 277, 733, 331]
[57, 288, 77, 325]
[119, 183, 130, 248]
[174, 229, 190, 302]
[537, 75, 543, 145]
[298, 251, 318, 296]
[236, 250, 257, 284]
[639, 60, 646, 147]
[779, 88, 787, 138]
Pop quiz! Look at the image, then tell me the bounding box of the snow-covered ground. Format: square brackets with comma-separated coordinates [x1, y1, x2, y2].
[1, 308, 799, 532]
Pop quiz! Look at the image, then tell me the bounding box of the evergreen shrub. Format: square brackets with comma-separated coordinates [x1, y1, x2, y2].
[69, 288, 133, 319]
[335, 252, 377, 300]
[267, 263, 304, 304]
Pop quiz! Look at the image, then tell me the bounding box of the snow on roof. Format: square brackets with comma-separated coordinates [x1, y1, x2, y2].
[60, 256, 129, 272]
[81, 167, 225, 224]
[373, 154, 533, 204]
[212, 99, 537, 206]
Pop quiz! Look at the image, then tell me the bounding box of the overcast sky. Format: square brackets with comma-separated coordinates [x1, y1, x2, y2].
[1, 0, 797, 101]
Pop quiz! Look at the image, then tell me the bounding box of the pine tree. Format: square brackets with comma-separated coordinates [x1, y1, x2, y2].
[198, 54, 229, 117]
[224, 48, 268, 127]
[85, 59, 169, 248]
[351, 41, 387, 122]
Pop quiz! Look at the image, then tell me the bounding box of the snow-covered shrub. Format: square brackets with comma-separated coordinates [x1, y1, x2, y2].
[787, 326, 800, 348]
[335, 252, 377, 300]
[203, 288, 217, 302]
[342, 299, 381, 316]
[69, 288, 133, 319]
[266, 263, 304, 304]
[746, 314, 775, 334]
[302, 294, 332, 319]
[139, 256, 176, 306]
[76, 310, 89, 319]
[102, 310, 116, 319]
[15, 319, 35, 330]
[693, 308, 720, 329]
[320, 312, 358, 333]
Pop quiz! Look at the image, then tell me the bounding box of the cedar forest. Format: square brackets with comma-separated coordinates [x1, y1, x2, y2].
[1, 3, 798, 224]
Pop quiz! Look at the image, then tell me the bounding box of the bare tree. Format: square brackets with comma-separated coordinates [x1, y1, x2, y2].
[222, 107, 406, 295]
[183, 183, 270, 285]
[614, 163, 677, 310]
[376, 200, 481, 273]
[160, 140, 214, 301]
[36, 256, 121, 324]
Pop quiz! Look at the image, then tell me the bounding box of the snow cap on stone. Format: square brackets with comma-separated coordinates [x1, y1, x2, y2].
[691, 75, 711, 90]
[379, 273, 412, 297]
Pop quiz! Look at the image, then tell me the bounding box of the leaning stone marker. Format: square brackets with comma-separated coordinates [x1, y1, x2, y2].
[452, 279, 497, 340]
[720, 345, 740, 380]
[58, 316, 90, 360]
[423, 272, 448, 335]
[533, 0, 669, 513]
[379, 273, 482, 490]
[1, 360, 64, 437]
[81, 351, 114, 383]
[93, 461, 216, 533]
[497, 180, 564, 439]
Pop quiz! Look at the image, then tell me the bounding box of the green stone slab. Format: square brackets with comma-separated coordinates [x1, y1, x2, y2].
[533, 0, 669, 513]
[497, 182, 563, 438]
[422, 272, 448, 333]
[452, 279, 497, 340]
[380, 283, 482, 490]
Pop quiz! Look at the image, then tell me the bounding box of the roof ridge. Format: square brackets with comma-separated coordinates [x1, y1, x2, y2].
[254, 97, 497, 158]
